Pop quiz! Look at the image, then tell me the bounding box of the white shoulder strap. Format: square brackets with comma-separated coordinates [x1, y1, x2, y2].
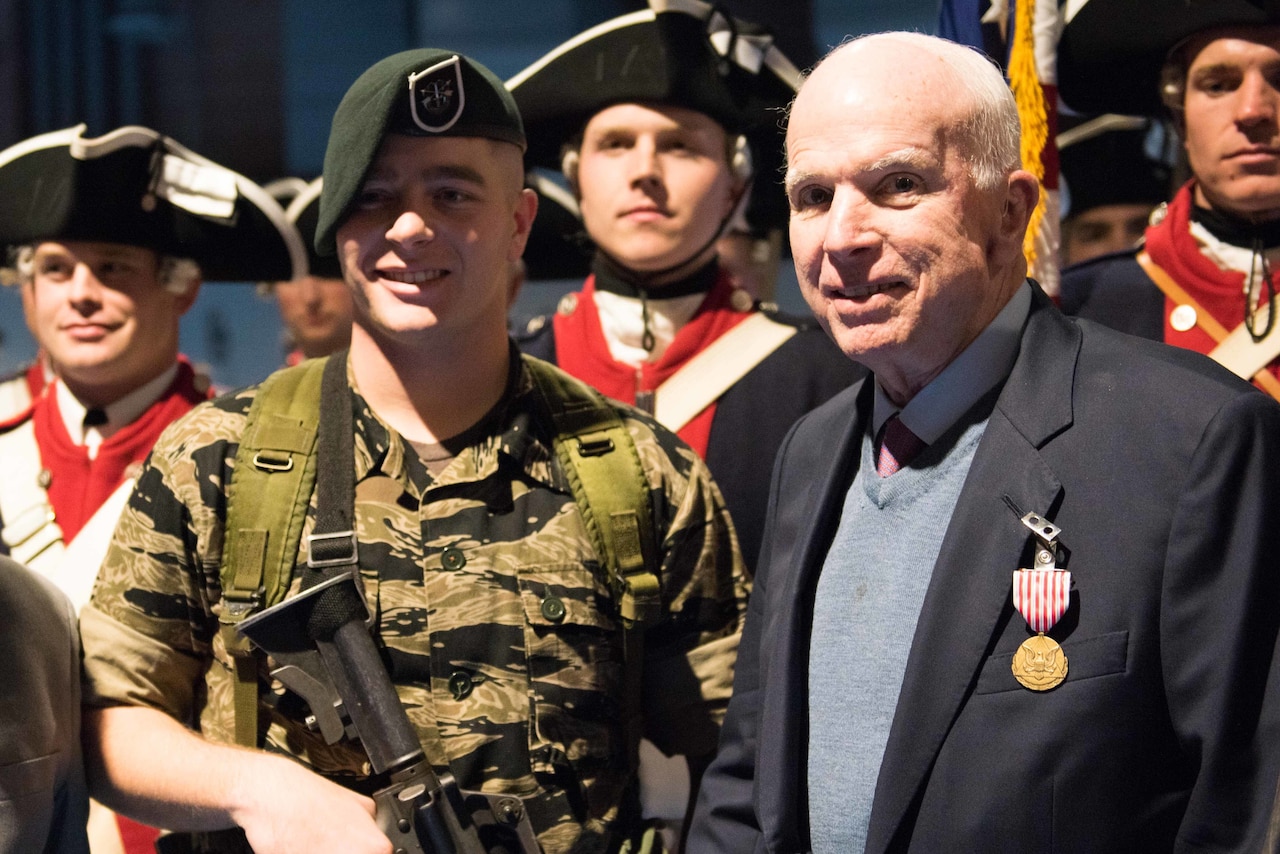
[653, 312, 797, 433]
[56, 477, 135, 612]
[1209, 303, 1280, 381]
[0, 419, 65, 567]
[0, 374, 33, 423]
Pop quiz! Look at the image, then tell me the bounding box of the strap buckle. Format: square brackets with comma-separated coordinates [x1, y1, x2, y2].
[252, 451, 294, 472]
[307, 530, 359, 568]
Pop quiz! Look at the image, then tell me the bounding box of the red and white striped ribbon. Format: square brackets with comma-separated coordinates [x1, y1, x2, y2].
[1012, 569, 1072, 633]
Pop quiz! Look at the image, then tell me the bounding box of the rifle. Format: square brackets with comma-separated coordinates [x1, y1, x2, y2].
[237, 572, 541, 854]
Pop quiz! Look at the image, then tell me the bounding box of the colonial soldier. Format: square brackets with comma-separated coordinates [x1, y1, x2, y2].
[1058, 0, 1280, 402]
[0, 124, 302, 854]
[1057, 116, 1172, 266]
[0, 124, 303, 611]
[264, 176, 354, 365]
[509, 0, 864, 575]
[79, 48, 746, 854]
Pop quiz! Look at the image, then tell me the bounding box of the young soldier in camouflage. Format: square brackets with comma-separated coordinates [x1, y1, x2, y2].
[79, 48, 747, 854]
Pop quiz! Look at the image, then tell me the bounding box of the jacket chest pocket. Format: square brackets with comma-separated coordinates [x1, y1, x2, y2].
[518, 564, 625, 775]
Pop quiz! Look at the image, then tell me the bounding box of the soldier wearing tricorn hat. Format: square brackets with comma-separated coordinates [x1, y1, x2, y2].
[0, 123, 303, 608]
[0, 122, 304, 854]
[1057, 116, 1172, 265]
[263, 176, 354, 365]
[511, 0, 862, 576]
[1059, 0, 1280, 400]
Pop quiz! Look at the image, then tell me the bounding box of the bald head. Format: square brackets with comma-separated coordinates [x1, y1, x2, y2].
[783, 31, 1038, 404]
[791, 33, 1021, 191]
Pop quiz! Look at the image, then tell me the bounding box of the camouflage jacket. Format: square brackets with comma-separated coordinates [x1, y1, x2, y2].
[80, 351, 748, 853]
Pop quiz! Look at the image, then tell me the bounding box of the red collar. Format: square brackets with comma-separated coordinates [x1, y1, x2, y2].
[552, 268, 753, 456]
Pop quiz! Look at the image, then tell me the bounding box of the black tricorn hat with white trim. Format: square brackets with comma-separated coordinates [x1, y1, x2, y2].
[1058, 115, 1171, 217]
[1058, 0, 1280, 116]
[0, 124, 306, 282]
[266, 176, 342, 280]
[521, 172, 593, 280]
[507, 0, 801, 230]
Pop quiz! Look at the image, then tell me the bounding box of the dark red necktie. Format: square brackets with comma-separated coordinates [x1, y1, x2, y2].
[876, 415, 926, 477]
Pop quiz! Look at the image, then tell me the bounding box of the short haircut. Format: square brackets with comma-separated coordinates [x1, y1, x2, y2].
[803, 32, 1022, 190]
[10, 244, 201, 296]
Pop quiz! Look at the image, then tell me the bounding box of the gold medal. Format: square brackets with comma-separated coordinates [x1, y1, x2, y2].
[1011, 633, 1068, 691]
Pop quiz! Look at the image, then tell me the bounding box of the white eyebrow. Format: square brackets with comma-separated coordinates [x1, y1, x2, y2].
[863, 148, 935, 175]
[783, 168, 817, 197]
[784, 147, 937, 196]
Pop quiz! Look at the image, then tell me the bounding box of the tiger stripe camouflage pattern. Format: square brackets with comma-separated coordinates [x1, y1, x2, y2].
[80, 351, 748, 853]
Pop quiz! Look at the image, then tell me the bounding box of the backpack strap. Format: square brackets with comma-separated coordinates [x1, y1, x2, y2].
[525, 354, 663, 846]
[524, 355, 660, 629]
[218, 356, 326, 747]
[217, 353, 662, 764]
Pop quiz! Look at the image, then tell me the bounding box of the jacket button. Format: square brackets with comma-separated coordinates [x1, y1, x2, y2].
[448, 671, 474, 701]
[441, 547, 466, 570]
[540, 596, 567, 622]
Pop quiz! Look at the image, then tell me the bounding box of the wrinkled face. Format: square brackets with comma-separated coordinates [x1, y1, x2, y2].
[1062, 203, 1154, 266]
[25, 241, 192, 400]
[336, 134, 535, 350]
[1181, 28, 1280, 219]
[575, 103, 738, 276]
[274, 274, 353, 358]
[785, 41, 1032, 401]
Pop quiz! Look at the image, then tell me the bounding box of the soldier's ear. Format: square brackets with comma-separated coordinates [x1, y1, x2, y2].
[561, 147, 580, 197]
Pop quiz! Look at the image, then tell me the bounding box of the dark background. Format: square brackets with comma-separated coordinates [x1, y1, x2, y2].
[0, 0, 939, 389]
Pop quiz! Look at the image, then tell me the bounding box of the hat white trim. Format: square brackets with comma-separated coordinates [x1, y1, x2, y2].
[284, 176, 324, 226]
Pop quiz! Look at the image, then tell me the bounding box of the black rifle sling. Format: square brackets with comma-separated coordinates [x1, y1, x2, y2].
[298, 353, 364, 629]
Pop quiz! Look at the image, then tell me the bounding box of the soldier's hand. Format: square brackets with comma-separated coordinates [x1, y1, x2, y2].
[231, 753, 391, 854]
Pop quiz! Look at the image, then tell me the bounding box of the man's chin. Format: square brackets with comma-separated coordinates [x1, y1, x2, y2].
[1205, 181, 1280, 222]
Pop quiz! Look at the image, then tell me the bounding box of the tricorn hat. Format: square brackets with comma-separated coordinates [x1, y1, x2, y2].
[0, 124, 306, 282]
[507, 0, 801, 232]
[315, 48, 525, 257]
[1059, 115, 1171, 217]
[266, 176, 342, 280]
[1058, 0, 1279, 116]
[521, 172, 593, 280]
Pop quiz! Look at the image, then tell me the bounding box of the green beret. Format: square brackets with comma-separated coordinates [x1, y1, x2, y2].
[315, 48, 526, 256]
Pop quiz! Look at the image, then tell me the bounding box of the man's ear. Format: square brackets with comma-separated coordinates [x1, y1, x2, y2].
[1002, 170, 1041, 239]
[175, 280, 202, 316]
[561, 148, 580, 198]
[509, 186, 539, 262]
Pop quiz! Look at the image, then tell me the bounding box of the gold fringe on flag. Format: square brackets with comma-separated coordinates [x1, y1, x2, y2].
[1006, 0, 1047, 269]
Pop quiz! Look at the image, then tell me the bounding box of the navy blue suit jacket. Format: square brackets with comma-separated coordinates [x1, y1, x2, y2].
[689, 286, 1280, 853]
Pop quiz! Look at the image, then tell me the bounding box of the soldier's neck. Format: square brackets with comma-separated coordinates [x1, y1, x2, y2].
[348, 325, 510, 445]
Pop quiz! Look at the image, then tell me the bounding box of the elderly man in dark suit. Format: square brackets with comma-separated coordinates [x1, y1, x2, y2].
[0, 554, 88, 853]
[689, 30, 1280, 853]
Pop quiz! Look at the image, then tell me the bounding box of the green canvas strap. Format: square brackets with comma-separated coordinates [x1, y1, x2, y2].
[526, 355, 661, 846]
[217, 353, 660, 764]
[218, 356, 327, 747]
[525, 356, 660, 629]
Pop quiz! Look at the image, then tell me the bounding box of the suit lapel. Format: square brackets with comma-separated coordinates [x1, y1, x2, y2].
[865, 287, 1080, 852]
